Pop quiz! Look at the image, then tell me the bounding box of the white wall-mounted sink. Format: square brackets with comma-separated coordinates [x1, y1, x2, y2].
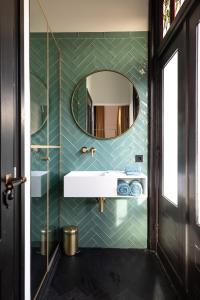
[31, 171, 48, 198]
[64, 171, 116, 197]
[64, 170, 147, 198]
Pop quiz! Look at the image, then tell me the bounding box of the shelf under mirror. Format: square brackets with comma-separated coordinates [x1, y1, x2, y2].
[31, 145, 61, 149]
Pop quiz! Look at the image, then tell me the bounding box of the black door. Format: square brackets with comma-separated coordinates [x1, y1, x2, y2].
[157, 27, 188, 289]
[188, 2, 200, 298]
[0, 1, 25, 299]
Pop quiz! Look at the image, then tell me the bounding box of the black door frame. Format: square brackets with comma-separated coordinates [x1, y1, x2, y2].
[0, 0, 26, 299]
[149, 0, 200, 298]
[158, 25, 188, 291]
[188, 2, 200, 298]
[19, 0, 25, 298]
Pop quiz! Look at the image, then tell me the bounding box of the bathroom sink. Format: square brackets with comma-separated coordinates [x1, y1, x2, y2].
[31, 171, 48, 197]
[64, 171, 118, 197]
[68, 171, 107, 177]
[64, 170, 147, 198]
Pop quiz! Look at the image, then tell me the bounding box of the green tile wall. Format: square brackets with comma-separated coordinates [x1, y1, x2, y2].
[56, 32, 148, 248]
[30, 33, 60, 246]
[73, 79, 87, 130]
[48, 36, 60, 254]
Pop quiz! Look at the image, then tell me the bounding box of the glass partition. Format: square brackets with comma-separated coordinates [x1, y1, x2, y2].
[30, 1, 61, 298]
[30, 0, 48, 297]
[48, 30, 60, 262]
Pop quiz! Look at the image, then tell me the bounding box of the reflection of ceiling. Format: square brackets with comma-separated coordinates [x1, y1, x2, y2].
[30, 0, 149, 32]
[30, 0, 48, 32]
[87, 72, 132, 105]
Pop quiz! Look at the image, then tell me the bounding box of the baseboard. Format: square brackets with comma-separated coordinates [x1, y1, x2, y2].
[157, 243, 188, 299]
[37, 245, 61, 300]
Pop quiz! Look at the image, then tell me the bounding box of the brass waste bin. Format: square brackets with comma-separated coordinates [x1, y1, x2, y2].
[40, 228, 53, 256]
[63, 226, 78, 256]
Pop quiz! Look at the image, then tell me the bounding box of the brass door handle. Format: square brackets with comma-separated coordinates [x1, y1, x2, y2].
[3, 174, 27, 208]
[4, 173, 27, 187]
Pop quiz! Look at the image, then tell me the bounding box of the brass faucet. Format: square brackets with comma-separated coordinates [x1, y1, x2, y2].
[90, 147, 96, 157]
[98, 197, 105, 213]
[81, 146, 96, 157]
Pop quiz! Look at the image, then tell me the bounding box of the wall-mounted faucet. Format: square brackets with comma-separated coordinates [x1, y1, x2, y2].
[98, 197, 105, 213]
[90, 147, 96, 157]
[81, 146, 96, 157]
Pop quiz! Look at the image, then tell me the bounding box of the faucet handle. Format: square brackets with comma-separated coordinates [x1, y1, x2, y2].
[81, 146, 89, 154]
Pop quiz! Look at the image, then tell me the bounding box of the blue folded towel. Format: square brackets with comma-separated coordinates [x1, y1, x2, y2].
[125, 164, 141, 175]
[126, 171, 140, 176]
[117, 180, 131, 196]
[129, 180, 143, 197]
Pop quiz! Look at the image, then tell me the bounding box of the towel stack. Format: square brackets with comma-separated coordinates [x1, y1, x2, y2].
[117, 180, 130, 196]
[129, 180, 143, 197]
[125, 164, 141, 176]
[117, 180, 143, 197]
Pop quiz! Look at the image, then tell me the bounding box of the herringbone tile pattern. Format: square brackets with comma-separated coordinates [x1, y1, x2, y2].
[57, 32, 148, 248]
[30, 32, 148, 248]
[30, 33, 60, 243]
[73, 79, 87, 130]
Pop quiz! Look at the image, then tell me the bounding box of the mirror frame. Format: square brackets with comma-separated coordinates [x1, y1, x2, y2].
[30, 73, 47, 136]
[71, 69, 140, 140]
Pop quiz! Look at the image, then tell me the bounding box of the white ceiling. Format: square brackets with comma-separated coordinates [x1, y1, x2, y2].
[30, 0, 149, 32]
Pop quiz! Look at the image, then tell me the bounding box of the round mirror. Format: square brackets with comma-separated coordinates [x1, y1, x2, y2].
[30, 74, 47, 135]
[71, 71, 140, 139]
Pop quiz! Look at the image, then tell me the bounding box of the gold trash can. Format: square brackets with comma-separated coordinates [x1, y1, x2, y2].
[40, 228, 53, 256]
[63, 226, 78, 256]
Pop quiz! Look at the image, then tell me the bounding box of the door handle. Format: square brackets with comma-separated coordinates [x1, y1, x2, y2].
[3, 173, 27, 208]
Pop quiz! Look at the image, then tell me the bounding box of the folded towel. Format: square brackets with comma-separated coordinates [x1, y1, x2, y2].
[117, 180, 131, 196]
[125, 164, 141, 175]
[126, 171, 141, 176]
[129, 180, 143, 197]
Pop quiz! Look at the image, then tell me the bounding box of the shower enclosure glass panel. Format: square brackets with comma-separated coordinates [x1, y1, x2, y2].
[48, 30, 60, 262]
[30, 0, 48, 297]
[30, 1, 61, 298]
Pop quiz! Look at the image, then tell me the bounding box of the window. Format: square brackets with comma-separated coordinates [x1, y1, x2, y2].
[163, 52, 178, 206]
[175, 0, 185, 17]
[163, 0, 185, 37]
[163, 0, 171, 37]
[197, 23, 200, 224]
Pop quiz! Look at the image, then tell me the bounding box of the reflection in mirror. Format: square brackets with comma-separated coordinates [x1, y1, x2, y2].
[30, 73, 47, 135]
[72, 71, 139, 139]
[30, 0, 48, 298]
[30, 0, 61, 294]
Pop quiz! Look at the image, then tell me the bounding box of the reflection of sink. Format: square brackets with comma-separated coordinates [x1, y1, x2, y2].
[31, 171, 48, 198]
[64, 171, 117, 197]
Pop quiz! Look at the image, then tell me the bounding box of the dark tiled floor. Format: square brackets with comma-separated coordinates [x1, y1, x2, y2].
[43, 249, 178, 300]
[32, 247, 46, 298]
